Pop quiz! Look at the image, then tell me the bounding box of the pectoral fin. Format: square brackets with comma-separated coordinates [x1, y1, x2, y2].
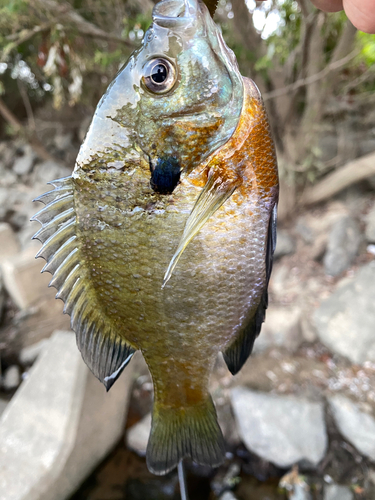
[163, 173, 237, 287]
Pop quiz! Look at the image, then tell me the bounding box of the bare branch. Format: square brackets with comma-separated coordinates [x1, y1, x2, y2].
[2, 22, 52, 62]
[35, 0, 136, 48]
[0, 98, 64, 165]
[263, 49, 358, 101]
[303, 151, 375, 206]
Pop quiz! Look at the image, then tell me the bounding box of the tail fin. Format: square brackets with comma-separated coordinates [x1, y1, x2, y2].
[146, 395, 225, 475]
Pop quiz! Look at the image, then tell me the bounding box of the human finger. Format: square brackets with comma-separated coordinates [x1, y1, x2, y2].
[309, 0, 343, 12]
[343, 0, 375, 33]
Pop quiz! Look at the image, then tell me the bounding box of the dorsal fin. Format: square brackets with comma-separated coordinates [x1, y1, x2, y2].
[32, 177, 136, 390]
[223, 203, 278, 374]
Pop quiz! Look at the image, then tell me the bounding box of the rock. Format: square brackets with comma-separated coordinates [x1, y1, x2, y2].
[324, 484, 353, 500]
[365, 205, 375, 243]
[13, 145, 35, 176]
[19, 339, 49, 366]
[126, 413, 151, 456]
[33, 160, 71, 185]
[53, 132, 73, 152]
[0, 223, 20, 262]
[329, 395, 375, 461]
[323, 216, 361, 276]
[2, 365, 21, 391]
[274, 230, 296, 258]
[219, 493, 238, 500]
[314, 261, 375, 363]
[0, 330, 135, 500]
[0, 399, 7, 417]
[253, 305, 302, 354]
[231, 387, 327, 468]
[1, 246, 54, 310]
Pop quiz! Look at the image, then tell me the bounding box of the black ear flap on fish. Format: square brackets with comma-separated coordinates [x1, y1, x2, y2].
[163, 173, 238, 286]
[223, 203, 278, 374]
[31, 177, 136, 390]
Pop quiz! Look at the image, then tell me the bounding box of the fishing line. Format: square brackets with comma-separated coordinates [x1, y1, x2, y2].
[177, 459, 189, 500]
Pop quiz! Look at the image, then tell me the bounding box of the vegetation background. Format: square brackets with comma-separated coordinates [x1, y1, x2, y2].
[1, 0, 375, 211]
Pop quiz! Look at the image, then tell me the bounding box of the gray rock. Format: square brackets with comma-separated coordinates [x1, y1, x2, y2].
[329, 395, 375, 461]
[2, 365, 21, 391]
[219, 493, 238, 500]
[19, 339, 49, 366]
[231, 387, 327, 468]
[324, 484, 353, 500]
[253, 305, 302, 354]
[0, 222, 20, 261]
[323, 216, 361, 276]
[13, 145, 35, 176]
[274, 230, 296, 258]
[0, 399, 7, 418]
[365, 205, 375, 243]
[126, 413, 151, 456]
[34, 160, 71, 185]
[314, 261, 375, 363]
[0, 330, 136, 500]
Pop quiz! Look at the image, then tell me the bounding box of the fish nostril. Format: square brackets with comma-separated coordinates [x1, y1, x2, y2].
[150, 157, 181, 195]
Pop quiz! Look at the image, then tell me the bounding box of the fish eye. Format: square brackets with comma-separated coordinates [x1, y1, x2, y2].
[142, 58, 176, 94]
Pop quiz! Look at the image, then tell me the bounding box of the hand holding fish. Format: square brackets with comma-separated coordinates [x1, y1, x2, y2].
[32, 0, 278, 475]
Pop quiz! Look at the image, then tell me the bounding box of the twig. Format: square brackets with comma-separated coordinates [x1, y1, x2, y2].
[2, 22, 53, 62]
[0, 97, 64, 165]
[17, 79, 36, 131]
[178, 459, 189, 500]
[303, 151, 375, 206]
[263, 49, 359, 101]
[36, 0, 136, 48]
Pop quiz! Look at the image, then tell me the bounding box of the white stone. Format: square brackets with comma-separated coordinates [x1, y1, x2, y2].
[2, 365, 21, 391]
[19, 339, 49, 366]
[329, 395, 375, 461]
[231, 387, 327, 468]
[0, 223, 20, 262]
[1, 246, 54, 310]
[253, 305, 302, 354]
[126, 412, 151, 456]
[324, 484, 353, 500]
[0, 330, 135, 500]
[0, 398, 7, 417]
[314, 261, 375, 364]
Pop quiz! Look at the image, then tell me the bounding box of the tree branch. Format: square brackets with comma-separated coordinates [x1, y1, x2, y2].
[303, 151, 375, 205]
[263, 49, 358, 101]
[0, 98, 64, 165]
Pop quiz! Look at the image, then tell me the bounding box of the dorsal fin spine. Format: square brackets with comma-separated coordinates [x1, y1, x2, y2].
[42, 236, 77, 274]
[55, 264, 80, 301]
[48, 248, 80, 289]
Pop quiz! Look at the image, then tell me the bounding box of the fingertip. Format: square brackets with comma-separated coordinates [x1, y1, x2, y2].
[343, 0, 375, 33]
[310, 0, 343, 13]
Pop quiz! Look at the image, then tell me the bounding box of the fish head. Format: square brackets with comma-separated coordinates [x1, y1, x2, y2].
[75, 0, 243, 193]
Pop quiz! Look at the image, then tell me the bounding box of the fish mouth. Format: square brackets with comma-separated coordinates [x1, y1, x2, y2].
[153, 0, 199, 28]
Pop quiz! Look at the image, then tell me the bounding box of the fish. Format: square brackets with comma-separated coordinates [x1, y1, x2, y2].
[31, 0, 278, 476]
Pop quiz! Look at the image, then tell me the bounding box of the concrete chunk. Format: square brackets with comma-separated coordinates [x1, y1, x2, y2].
[0, 223, 20, 262]
[0, 330, 135, 500]
[231, 387, 327, 468]
[1, 247, 53, 310]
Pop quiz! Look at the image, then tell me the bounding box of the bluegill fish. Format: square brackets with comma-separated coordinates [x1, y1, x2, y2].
[32, 0, 278, 475]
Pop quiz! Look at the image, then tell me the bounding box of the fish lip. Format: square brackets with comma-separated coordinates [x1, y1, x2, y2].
[152, 0, 198, 28]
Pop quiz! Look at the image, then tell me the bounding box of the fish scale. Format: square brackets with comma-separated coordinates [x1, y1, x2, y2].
[32, 0, 278, 476]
